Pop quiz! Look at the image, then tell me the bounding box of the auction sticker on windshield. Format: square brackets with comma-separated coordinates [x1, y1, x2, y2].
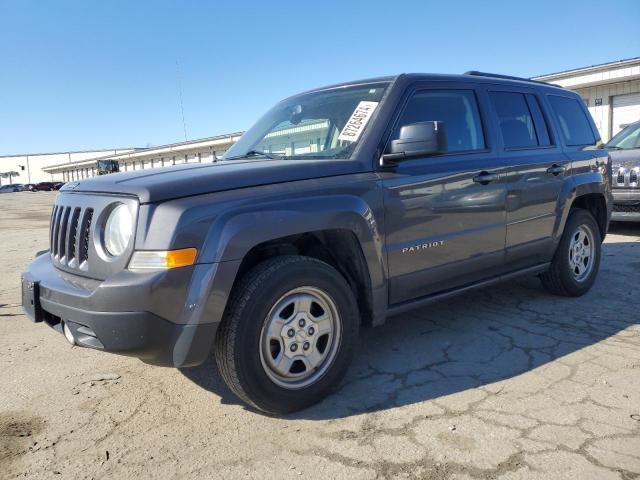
[338, 101, 379, 142]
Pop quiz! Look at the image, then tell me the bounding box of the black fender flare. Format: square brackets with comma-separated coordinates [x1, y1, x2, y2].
[198, 194, 388, 325]
[553, 171, 609, 243]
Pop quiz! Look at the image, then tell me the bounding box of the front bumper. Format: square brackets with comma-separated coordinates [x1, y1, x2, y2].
[21, 252, 223, 367]
[612, 189, 640, 222]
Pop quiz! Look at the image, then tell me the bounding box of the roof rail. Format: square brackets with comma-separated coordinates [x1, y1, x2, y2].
[463, 71, 560, 87]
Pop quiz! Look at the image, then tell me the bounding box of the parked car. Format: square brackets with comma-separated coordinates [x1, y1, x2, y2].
[606, 120, 640, 221]
[0, 184, 24, 193]
[23, 184, 37, 192]
[22, 72, 612, 413]
[33, 182, 57, 192]
[53, 182, 65, 190]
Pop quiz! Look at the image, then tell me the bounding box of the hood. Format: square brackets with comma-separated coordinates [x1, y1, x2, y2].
[61, 159, 365, 204]
[607, 148, 640, 170]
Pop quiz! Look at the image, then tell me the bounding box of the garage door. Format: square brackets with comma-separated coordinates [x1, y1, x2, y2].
[612, 93, 640, 137]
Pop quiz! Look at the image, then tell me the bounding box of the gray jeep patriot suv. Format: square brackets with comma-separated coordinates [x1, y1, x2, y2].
[22, 72, 613, 414]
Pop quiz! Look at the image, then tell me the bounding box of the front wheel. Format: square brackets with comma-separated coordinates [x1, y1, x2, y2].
[214, 256, 359, 414]
[540, 209, 602, 296]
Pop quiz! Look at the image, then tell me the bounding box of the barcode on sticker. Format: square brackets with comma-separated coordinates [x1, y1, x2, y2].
[338, 101, 379, 142]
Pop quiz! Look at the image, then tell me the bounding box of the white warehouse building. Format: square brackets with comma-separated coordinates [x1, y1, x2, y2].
[43, 132, 242, 182]
[0, 148, 137, 185]
[2, 57, 639, 185]
[534, 57, 640, 142]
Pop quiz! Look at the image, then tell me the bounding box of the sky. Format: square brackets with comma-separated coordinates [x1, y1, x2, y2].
[1, 0, 639, 155]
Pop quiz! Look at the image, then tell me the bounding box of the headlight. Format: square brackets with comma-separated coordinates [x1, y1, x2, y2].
[103, 204, 133, 257]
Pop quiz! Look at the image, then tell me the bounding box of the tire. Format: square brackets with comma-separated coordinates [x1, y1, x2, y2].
[214, 255, 359, 414]
[540, 209, 602, 296]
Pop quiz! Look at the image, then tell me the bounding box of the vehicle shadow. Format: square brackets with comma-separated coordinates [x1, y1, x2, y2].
[180, 238, 639, 419]
[608, 221, 640, 236]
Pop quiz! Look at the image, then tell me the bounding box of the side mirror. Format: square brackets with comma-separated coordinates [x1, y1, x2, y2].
[383, 121, 447, 163]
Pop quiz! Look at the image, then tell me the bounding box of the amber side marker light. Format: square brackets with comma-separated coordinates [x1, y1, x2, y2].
[128, 248, 198, 270]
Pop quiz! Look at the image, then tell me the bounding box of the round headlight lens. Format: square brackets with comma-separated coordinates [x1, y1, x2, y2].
[104, 204, 133, 257]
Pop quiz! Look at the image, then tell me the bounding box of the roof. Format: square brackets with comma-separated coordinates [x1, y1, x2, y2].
[401, 72, 566, 91]
[302, 72, 562, 94]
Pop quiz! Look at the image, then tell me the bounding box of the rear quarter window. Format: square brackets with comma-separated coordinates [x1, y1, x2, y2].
[548, 95, 596, 146]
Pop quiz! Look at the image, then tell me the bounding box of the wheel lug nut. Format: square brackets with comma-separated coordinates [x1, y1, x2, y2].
[287, 329, 295, 338]
[298, 319, 305, 327]
[307, 326, 315, 336]
[303, 342, 310, 351]
[290, 343, 298, 352]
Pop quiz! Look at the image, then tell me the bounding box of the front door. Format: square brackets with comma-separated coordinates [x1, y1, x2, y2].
[381, 84, 508, 305]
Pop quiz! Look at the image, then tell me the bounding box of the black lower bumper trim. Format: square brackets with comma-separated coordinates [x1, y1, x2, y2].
[38, 297, 217, 367]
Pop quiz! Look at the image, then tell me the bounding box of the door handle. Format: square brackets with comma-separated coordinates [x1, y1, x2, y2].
[546, 164, 566, 176]
[473, 171, 498, 185]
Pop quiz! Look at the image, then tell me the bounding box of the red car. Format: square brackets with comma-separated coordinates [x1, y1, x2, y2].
[33, 182, 57, 191]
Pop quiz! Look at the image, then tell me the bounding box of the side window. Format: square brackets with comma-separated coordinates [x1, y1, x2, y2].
[548, 95, 596, 146]
[489, 92, 538, 149]
[395, 89, 485, 152]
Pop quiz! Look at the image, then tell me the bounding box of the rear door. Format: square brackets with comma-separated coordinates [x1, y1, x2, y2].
[485, 86, 569, 269]
[545, 92, 606, 217]
[380, 82, 508, 304]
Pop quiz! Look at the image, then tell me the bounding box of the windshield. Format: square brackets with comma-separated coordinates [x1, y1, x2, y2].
[606, 123, 640, 150]
[97, 160, 120, 175]
[223, 82, 390, 161]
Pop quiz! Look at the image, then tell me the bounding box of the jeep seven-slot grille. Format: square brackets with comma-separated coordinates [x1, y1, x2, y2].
[50, 204, 94, 266]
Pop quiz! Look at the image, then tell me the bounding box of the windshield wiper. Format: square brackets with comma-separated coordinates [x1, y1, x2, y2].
[226, 149, 284, 160]
[605, 146, 622, 150]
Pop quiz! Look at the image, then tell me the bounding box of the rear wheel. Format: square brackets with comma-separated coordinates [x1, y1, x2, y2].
[214, 255, 359, 414]
[540, 209, 601, 296]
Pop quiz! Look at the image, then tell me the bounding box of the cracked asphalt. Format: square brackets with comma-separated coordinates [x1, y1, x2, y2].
[1, 192, 639, 480]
